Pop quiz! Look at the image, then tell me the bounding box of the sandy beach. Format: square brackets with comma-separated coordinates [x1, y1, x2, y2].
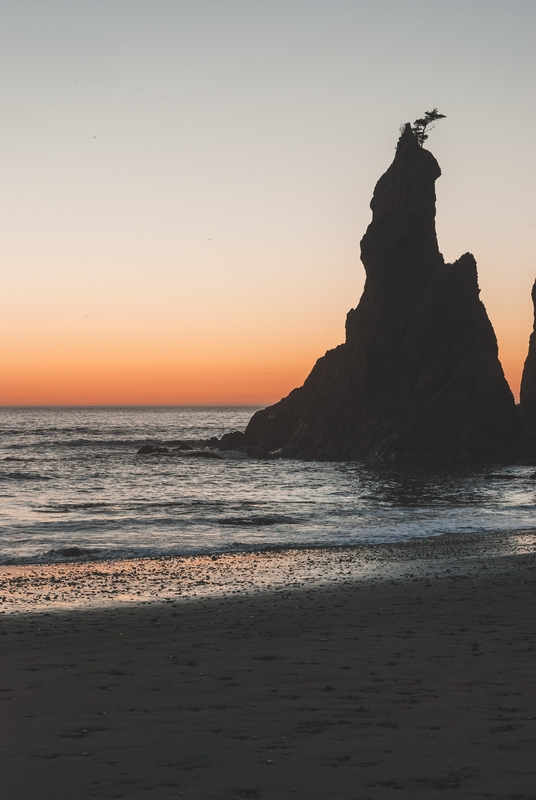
[2, 535, 536, 799]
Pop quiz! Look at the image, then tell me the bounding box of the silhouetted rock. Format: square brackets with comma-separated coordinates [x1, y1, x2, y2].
[242, 125, 520, 461]
[219, 431, 248, 450]
[137, 444, 169, 455]
[519, 281, 536, 438]
[56, 547, 90, 558]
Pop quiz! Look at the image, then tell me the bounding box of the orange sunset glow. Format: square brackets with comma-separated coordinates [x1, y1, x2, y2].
[0, 357, 315, 406]
[1, 306, 530, 405]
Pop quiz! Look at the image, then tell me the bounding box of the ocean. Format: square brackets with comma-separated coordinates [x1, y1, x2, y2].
[1, 406, 535, 566]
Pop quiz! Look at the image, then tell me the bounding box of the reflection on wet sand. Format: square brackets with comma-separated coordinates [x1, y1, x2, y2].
[2, 529, 536, 614]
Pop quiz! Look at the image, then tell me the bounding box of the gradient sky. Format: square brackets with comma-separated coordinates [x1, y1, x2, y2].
[2, 0, 535, 404]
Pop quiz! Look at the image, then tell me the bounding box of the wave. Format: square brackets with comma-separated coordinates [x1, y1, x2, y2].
[35, 498, 229, 514]
[48, 546, 93, 558]
[4, 437, 177, 450]
[1, 525, 535, 568]
[0, 538, 324, 566]
[218, 515, 300, 527]
[0, 471, 51, 482]
[35, 502, 112, 513]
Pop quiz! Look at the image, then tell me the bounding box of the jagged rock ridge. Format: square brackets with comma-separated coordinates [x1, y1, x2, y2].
[227, 124, 520, 461]
[520, 281, 536, 437]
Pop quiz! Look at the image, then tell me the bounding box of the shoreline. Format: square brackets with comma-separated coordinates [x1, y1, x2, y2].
[2, 540, 536, 799]
[2, 527, 536, 615]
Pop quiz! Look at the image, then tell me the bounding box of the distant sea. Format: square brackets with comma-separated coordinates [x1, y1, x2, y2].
[1, 406, 535, 566]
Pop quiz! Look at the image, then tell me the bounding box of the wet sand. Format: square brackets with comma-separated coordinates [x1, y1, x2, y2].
[2, 535, 536, 799]
[2, 530, 536, 614]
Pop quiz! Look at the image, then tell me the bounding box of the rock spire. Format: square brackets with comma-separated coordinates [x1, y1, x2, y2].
[232, 124, 520, 461]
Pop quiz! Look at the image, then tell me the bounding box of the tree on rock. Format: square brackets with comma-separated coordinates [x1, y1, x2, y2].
[411, 108, 446, 146]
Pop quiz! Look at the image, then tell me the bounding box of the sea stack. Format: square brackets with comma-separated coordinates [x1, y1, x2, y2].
[241, 124, 519, 460]
[519, 281, 536, 438]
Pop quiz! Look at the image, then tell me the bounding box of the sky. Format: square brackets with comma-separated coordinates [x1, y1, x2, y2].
[1, 0, 535, 405]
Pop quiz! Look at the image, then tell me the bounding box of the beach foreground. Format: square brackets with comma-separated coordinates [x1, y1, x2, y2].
[2, 540, 536, 799]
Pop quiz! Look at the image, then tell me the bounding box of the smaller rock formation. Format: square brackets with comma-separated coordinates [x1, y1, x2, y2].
[137, 444, 170, 455]
[519, 281, 536, 438]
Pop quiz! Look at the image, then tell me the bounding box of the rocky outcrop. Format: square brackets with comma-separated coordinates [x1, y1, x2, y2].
[519, 281, 536, 437]
[239, 124, 520, 461]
